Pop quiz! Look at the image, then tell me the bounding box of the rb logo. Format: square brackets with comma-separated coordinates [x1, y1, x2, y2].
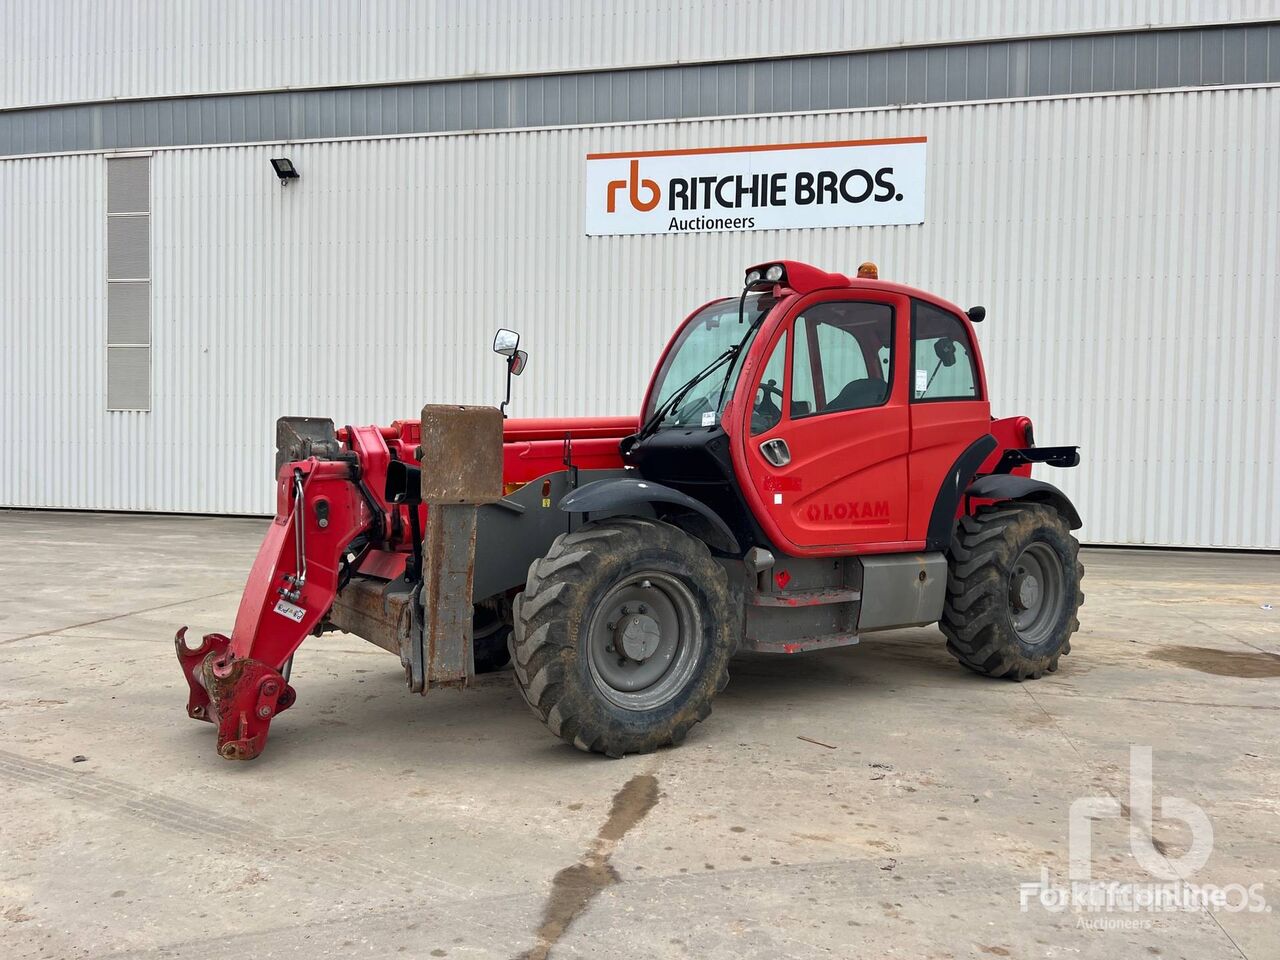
[607, 159, 661, 213]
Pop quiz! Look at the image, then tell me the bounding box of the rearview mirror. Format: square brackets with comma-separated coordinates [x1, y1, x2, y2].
[934, 337, 957, 367]
[493, 328, 520, 358]
[510, 350, 528, 376]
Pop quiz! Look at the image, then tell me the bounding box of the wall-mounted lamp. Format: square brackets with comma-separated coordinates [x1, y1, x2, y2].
[270, 157, 299, 185]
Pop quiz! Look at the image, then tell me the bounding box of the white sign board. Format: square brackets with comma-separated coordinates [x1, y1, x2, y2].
[585, 137, 926, 236]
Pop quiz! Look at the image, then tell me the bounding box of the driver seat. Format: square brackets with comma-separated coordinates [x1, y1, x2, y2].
[827, 378, 886, 412]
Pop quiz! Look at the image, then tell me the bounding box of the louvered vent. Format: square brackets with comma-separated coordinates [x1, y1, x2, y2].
[107, 281, 150, 344]
[106, 346, 151, 410]
[107, 157, 149, 214]
[106, 156, 151, 411]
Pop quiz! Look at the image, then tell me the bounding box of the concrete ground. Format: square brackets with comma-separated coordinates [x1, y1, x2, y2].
[0, 511, 1277, 960]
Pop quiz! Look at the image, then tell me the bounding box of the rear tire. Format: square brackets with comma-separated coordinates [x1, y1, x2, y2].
[941, 502, 1083, 680]
[472, 598, 512, 674]
[510, 517, 733, 757]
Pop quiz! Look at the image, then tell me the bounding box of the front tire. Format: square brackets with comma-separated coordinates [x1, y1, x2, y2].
[941, 502, 1083, 680]
[510, 518, 733, 756]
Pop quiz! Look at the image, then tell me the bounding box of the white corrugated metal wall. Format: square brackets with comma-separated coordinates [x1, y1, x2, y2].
[4, 0, 1279, 108]
[2, 86, 1277, 547]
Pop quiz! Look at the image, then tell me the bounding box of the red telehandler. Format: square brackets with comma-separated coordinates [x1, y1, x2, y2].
[176, 260, 1083, 761]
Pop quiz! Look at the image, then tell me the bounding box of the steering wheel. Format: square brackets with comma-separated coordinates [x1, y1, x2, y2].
[756, 379, 783, 401]
[673, 379, 783, 431]
[752, 379, 783, 433]
[671, 392, 714, 425]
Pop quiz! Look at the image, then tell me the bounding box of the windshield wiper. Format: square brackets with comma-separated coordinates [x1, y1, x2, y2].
[712, 301, 772, 412]
[633, 289, 774, 443]
[635, 347, 739, 441]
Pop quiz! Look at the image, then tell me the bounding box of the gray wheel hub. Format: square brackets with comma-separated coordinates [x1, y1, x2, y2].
[1012, 572, 1041, 611]
[587, 573, 702, 711]
[617, 613, 662, 661]
[1008, 542, 1065, 645]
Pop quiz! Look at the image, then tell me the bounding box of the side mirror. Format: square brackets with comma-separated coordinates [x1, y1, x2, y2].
[967, 306, 986, 323]
[497, 340, 529, 417]
[934, 337, 957, 367]
[493, 328, 520, 358]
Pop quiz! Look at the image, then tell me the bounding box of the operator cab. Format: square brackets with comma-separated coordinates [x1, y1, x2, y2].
[623, 260, 991, 557]
[622, 262, 859, 551]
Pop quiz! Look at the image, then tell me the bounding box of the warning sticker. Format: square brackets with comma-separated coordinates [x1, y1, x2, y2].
[273, 599, 306, 623]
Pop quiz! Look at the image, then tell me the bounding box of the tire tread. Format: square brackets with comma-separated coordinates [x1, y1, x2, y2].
[511, 517, 732, 757]
[941, 502, 1084, 680]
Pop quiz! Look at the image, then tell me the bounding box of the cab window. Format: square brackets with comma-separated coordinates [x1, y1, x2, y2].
[750, 331, 787, 435]
[912, 301, 979, 401]
[790, 301, 893, 417]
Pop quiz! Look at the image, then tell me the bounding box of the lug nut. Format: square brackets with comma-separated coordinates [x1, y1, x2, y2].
[637, 604, 647, 614]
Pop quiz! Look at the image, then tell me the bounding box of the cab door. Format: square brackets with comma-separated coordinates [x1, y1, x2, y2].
[741, 290, 911, 552]
[906, 300, 991, 541]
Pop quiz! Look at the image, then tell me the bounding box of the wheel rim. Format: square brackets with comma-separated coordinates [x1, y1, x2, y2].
[586, 572, 702, 711]
[1008, 541, 1065, 646]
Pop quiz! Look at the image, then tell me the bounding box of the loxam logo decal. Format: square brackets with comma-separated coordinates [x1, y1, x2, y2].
[585, 137, 927, 236]
[806, 501, 891, 522]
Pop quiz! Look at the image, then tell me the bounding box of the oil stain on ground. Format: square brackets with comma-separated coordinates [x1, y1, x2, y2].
[1149, 644, 1280, 678]
[518, 772, 660, 960]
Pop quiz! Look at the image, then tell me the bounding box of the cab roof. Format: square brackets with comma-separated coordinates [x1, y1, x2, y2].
[745, 259, 971, 320]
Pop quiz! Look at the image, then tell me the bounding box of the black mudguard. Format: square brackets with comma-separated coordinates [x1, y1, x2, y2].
[965, 474, 1083, 530]
[559, 477, 741, 554]
[925, 434, 998, 551]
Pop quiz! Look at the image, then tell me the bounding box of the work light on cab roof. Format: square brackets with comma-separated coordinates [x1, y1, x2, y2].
[744, 259, 868, 293]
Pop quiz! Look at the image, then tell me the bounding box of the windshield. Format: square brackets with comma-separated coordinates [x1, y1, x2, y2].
[644, 293, 777, 430]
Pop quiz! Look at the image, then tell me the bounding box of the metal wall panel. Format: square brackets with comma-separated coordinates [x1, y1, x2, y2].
[1, 87, 1277, 548]
[4, 0, 1279, 110]
[6, 24, 1280, 158]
